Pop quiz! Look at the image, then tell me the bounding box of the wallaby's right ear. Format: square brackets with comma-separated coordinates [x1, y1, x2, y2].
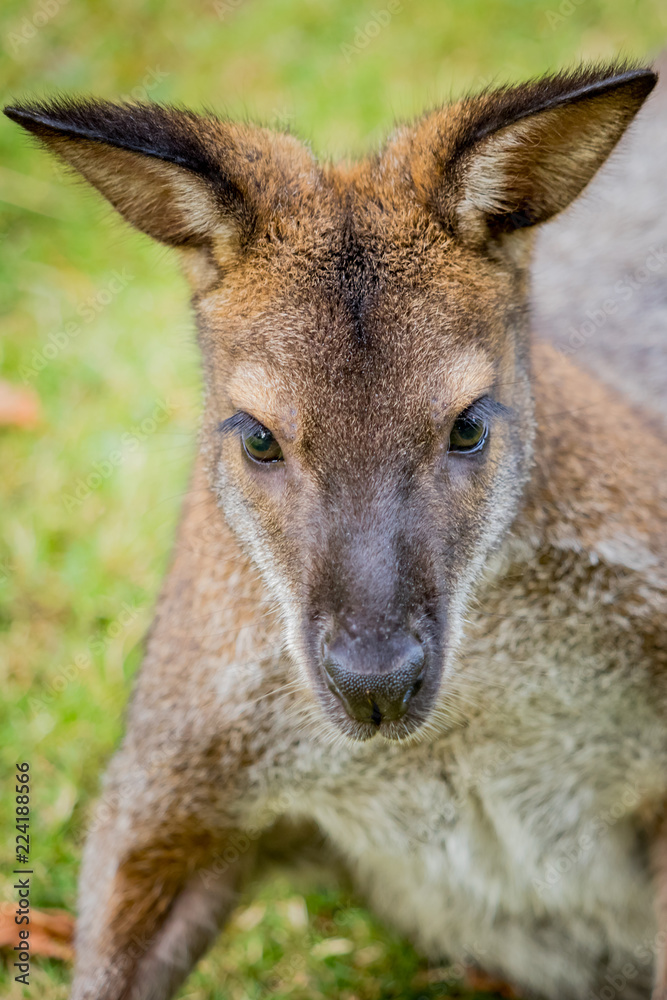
[3, 99, 278, 254]
[400, 64, 657, 252]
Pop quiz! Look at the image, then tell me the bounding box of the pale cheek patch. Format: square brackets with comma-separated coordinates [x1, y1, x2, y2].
[428, 349, 497, 420]
[227, 364, 300, 442]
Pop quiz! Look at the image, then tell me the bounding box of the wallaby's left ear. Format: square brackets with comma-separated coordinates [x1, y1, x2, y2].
[3, 98, 312, 261]
[402, 64, 657, 251]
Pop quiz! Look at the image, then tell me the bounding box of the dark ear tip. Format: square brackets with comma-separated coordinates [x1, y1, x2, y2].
[3, 99, 91, 134]
[568, 65, 658, 107]
[622, 67, 658, 94]
[607, 66, 658, 103]
[644, 68, 658, 92]
[4, 105, 24, 122]
[3, 104, 46, 132]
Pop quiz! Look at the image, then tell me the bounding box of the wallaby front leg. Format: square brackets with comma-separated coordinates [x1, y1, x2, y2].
[71, 828, 254, 1000]
[70, 758, 257, 1000]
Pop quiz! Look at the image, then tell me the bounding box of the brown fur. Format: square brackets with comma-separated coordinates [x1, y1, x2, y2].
[4, 61, 666, 1000]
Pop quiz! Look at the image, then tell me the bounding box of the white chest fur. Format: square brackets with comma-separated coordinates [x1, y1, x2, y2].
[274, 689, 663, 1000]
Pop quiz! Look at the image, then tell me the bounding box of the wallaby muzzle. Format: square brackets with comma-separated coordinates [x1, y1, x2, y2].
[322, 628, 426, 725]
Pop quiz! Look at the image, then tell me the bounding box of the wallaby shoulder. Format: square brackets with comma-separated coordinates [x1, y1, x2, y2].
[523, 339, 667, 596]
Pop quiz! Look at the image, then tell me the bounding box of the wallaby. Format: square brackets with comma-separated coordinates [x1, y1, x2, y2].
[6, 61, 667, 1000]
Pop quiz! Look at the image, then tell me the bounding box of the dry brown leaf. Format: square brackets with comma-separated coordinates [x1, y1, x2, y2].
[0, 380, 42, 428]
[463, 964, 522, 998]
[0, 901, 74, 962]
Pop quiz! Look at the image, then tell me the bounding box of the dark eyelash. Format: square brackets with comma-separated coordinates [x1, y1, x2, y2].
[217, 412, 266, 437]
[461, 395, 512, 422]
[220, 400, 509, 440]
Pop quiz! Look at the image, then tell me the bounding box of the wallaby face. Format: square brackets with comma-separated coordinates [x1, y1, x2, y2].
[5, 65, 655, 743]
[201, 212, 535, 742]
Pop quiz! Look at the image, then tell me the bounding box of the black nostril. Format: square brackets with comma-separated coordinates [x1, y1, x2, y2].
[322, 631, 426, 725]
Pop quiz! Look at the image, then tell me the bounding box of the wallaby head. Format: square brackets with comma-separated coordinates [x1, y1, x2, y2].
[5, 63, 655, 742]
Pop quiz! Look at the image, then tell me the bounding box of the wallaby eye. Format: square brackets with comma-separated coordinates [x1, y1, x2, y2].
[448, 411, 488, 454]
[242, 424, 284, 464]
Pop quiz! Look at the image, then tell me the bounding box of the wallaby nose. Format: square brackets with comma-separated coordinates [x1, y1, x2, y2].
[322, 631, 426, 725]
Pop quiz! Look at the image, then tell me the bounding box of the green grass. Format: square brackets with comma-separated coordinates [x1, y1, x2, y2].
[1, 0, 666, 996]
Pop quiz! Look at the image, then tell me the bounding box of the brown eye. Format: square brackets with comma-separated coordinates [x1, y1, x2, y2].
[449, 412, 487, 454]
[242, 425, 284, 464]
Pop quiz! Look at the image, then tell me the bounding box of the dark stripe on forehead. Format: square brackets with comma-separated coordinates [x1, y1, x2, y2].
[333, 204, 381, 348]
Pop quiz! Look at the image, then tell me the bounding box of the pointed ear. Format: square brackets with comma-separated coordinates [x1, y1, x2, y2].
[404, 64, 657, 251]
[2, 99, 274, 254]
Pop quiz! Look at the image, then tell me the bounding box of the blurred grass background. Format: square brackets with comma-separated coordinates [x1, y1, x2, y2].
[1, 0, 666, 997]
